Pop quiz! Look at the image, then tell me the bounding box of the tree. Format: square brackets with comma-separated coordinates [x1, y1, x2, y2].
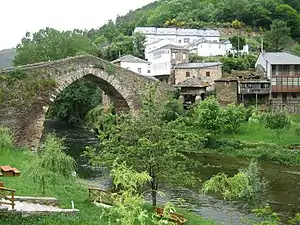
[291, 44, 300, 56]
[86, 84, 199, 207]
[222, 104, 246, 135]
[28, 134, 75, 196]
[264, 20, 293, 51]
[229, 36, 246, 54]
[195, 97, 223, 134]
[264, 112, 291, 141]
[47, 79, 102, 124]
[14, 28, 97, 66]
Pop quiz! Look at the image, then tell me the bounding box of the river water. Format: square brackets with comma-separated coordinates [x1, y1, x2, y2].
[43, 120, 300, 224]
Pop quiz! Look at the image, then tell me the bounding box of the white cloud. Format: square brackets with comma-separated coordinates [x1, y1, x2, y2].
[0, 0, 154, 50]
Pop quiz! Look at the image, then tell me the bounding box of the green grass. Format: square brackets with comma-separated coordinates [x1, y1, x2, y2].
[0, 147, 216, 225]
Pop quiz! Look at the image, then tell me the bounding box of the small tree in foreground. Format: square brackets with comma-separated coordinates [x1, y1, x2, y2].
[28, 134, 75, 196]
[86, 84, 200, 207]
[264, 112, 291, 142]
[195, 97, 223, 134]
[222, 104, 246, 135]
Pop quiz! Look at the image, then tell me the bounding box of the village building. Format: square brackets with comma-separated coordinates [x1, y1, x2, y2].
[134, 27, 221, 46]
[255, 52, 300, 113]
[112, 54, 151, 76]
[176, 78, 210, 108]
[173, 62, 222, 87]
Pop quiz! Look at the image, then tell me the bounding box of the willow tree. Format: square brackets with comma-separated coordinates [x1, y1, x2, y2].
[86, 84, 200, 206]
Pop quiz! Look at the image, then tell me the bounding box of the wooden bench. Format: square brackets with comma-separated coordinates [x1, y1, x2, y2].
[155, 206, 188, 225]
[88, 187, 116, 206]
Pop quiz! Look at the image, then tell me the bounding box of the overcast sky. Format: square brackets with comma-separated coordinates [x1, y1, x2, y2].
[0, 0, 155, 50]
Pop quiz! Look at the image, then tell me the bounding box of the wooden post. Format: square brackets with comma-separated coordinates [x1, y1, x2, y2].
[11, 191, 14, 210]
[256, 93, 258, 109]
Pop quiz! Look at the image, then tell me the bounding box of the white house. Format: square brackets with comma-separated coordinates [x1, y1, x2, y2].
[148, 44, 189, 78]
[134, 27, 221, 46]
[111, 55, 151, 76]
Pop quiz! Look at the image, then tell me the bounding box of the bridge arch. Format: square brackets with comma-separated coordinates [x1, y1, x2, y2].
[0, 55, 173, 149]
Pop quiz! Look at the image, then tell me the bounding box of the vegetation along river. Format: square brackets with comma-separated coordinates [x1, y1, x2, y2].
[43, 119, 300, 225]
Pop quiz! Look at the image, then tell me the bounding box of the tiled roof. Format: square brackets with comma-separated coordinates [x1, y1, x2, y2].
[134, 27, 221, 37]
[175, 62, 222, 69]
[176, 78, 210, 87]
[112, 55, 149, 64]
[262, 52, 300, 65]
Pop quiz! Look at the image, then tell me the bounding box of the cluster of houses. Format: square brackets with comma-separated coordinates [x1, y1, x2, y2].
[110, 27, 300, 113]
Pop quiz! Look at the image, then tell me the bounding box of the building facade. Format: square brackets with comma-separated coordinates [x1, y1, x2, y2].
[134, 27, 221, 46]
[255, 52, 300, 113]
[112, 55, 151, 76]
[174, 62, 222, 88]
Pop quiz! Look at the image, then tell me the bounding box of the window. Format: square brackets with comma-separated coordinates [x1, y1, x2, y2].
[272, 93, 277, 98]
[183, 53, 186, 60]
[283, 93, 287, 104]
[186, 71, 190, 77]
[172, 53, 176, 59]
[178, 40, 182, 43]
[184, 38, 190, 43]
[206, 71, 211, 77]
[137, 68, 141, 74]
[147, 70, 151, 74]
[292, 93, 297, 98]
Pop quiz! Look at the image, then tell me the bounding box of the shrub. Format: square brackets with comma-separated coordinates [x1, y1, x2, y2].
[264, 112, 291, 141]
[295, 124, 300, 137]
[0, 126, 13, 150]
[222, 104, 246, 134]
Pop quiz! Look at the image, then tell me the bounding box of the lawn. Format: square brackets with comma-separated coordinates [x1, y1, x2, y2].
[0, 147, 216, 225]
[190, 114, 300, 146]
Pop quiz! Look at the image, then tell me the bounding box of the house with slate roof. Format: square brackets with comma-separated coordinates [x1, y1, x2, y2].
[112, 54, 151, 76]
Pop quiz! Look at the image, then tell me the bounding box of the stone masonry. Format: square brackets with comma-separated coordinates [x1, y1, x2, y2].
[0, 55, 172, 149]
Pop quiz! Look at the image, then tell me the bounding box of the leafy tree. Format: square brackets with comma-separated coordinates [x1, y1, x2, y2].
[229, 36, 246, 53]
[86, 84, 199, 207]
[47, 79, 102, 124]
[264, 20, 293, 51]
[28, 134, 75, 196]
[264, 112, 291, 141]
[195, 97, 223, 134]
[291, 44, 300, 56]
[161, 98, 184, 122]
[14, 27, 97, 66]
[222, 104, 246, 135]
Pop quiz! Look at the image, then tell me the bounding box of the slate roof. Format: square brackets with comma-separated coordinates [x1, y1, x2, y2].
[261, 52, 300, 65]
[112, 55, 149, 64]
[175, 62, 222, 69]
[134, 27, 221, 37]
[149, 44, 186, 53]
[176, 78, 210, 87]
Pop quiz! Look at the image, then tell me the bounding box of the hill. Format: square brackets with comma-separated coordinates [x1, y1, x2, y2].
[0, 48, 16, 68]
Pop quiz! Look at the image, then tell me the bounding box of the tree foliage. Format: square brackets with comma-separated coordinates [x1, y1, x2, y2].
[222, 104, 246, 134]
[264, 112, 291, 141]
[195, 97, 223, 134]
[85, 84, 200, 207]
[47, 79, 102, 124]
[28, 134, 75, 196]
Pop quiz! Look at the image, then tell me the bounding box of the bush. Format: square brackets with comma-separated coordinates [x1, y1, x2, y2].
[0, 126, 13, 149]
[295, 124, 300, 137]
[264, 112, 291, 141]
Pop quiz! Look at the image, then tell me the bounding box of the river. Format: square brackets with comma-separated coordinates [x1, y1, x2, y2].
[43, 119, 300, 224]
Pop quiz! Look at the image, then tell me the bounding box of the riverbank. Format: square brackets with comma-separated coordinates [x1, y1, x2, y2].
[187, 117, 300, 166]
[0, 147, 216, 225]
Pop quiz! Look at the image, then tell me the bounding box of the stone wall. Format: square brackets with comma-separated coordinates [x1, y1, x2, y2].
[174, 65, 222, 85]
[215, 80, 238, 105]
[0, 55, 173, 149]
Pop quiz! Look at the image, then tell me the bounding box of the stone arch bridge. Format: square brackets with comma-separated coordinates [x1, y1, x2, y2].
[0, 55, 173, 149]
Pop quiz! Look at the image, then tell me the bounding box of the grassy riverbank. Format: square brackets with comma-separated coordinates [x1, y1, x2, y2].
[187, 115, 300, 165]
[0, 147, 216, 225]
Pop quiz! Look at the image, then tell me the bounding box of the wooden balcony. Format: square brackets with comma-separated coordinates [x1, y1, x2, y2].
[239, 87, 270, 95]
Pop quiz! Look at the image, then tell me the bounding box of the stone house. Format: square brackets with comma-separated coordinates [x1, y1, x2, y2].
[173, 62, 222, 90]
[255, 52, 300, 113]
[176, 77, 209, 108]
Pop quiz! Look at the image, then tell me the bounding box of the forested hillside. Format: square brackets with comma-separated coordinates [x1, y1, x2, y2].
[0, 48, 16, 68]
